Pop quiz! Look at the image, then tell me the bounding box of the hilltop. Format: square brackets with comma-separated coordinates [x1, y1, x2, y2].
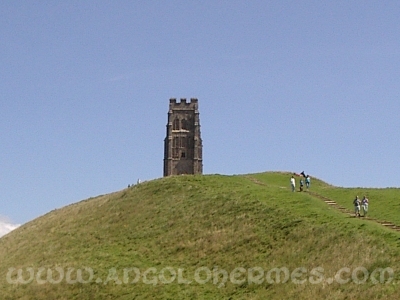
[1, 172, 400, 299]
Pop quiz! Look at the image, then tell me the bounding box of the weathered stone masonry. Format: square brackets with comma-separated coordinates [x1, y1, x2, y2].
[163, 98, 203, 176]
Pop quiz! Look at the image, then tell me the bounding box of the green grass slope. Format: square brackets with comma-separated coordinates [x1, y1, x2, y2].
[1, 172, 400, 299]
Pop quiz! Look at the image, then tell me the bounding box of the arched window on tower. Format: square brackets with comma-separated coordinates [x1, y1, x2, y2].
[173, 118, 180, 130]
[181, 119, 188, 130]
[180, 137, 186, 148]
[173, 137, 179, 158]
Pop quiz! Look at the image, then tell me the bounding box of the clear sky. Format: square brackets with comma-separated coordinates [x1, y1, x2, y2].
[1, 1, 400, 234]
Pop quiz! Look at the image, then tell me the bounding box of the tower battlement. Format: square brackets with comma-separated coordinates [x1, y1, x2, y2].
[169, 98, 198, 110]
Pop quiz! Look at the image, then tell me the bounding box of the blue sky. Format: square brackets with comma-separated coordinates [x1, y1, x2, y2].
[1, 1, 400, 232]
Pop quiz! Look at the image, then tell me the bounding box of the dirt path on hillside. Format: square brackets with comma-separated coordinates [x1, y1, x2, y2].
[306, 190, 400, 232]
[246, 176, 400, 233]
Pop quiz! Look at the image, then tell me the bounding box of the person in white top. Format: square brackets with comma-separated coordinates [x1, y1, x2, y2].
[290, 176, 296, 192]
[361, 196, 369, 217]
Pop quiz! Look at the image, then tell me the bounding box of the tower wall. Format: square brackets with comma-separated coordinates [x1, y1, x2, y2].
[163, 98, 203, 176]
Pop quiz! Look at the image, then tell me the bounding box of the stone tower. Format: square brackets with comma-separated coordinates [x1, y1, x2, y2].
[163, 98, 203, 176]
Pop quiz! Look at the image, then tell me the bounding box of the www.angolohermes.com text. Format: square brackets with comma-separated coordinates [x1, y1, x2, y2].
[5, 266, 395, 287]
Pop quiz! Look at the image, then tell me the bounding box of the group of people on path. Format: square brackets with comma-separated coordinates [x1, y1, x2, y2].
[290, 172, 310, 192]
[290, 173, 370, 218]
[353, 195, 369, 217]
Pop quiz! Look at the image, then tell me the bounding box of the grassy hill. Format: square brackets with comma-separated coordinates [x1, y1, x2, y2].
[1, 172, 400, 299]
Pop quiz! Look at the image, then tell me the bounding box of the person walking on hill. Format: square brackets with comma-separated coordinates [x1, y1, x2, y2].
[353, 196, 361, 217]
[361, 196, 369, 217]
[290, 176, 296, 192]
[299, 179, 304, 192]
[305, 175, 311, 189]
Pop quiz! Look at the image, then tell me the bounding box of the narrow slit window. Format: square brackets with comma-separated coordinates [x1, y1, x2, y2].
[173, 118, 180, 130]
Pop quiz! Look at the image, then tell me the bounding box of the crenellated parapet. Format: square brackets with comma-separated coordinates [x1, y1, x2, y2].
[169, 98, 198, 111]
